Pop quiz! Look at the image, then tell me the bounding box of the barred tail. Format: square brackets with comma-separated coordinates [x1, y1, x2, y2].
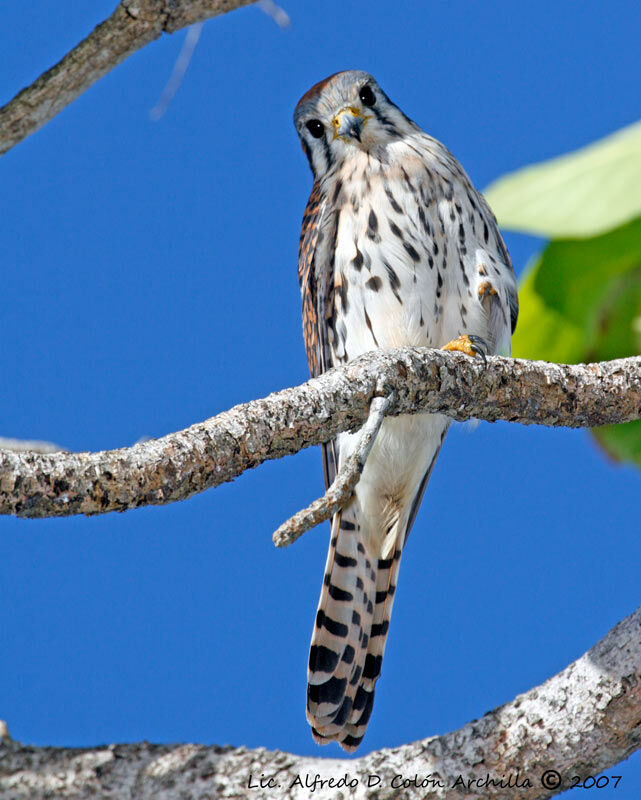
[306, 505, 402, 752]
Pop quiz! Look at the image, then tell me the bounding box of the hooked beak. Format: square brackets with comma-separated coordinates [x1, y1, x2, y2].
[332, 107, 367, 143]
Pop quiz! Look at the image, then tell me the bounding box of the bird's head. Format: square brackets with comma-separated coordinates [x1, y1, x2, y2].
[293, 70, 415, 179]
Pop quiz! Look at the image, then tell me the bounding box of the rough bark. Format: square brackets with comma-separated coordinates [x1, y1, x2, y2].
[0, 0, 257, 156]
[2, 603, 641, 799]
[1, 349, 640, 520]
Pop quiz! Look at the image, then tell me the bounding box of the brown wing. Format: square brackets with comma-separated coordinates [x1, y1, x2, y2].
[298, 182, 338, 487]
[299, 182, 327, 378]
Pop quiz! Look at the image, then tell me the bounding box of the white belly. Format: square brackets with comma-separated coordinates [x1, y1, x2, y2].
[328, 154, 479, 557]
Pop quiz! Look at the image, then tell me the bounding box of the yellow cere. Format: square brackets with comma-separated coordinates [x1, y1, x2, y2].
[331, 107, 370, 141]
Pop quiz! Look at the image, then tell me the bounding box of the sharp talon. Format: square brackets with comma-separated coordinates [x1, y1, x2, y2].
[442, 334, 488, 364]
[470, 350, 486, 366]
[467, 335, 488, 364]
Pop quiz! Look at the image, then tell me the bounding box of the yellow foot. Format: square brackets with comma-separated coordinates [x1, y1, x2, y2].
[477, 280, 498, 314]
[442, 334, 487, 363]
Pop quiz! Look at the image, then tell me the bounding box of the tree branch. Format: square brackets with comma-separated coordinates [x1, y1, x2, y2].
[2, 603, 641, 799]
[1, 349, 640, 520]
[0, 0, 257, 156]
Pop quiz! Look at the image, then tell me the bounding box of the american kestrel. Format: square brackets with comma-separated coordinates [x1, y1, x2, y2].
[294, 71, 518, 752]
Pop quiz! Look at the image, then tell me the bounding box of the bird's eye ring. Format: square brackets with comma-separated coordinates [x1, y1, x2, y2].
[305, 119, 325, 138]
[359, 84, 376, 107]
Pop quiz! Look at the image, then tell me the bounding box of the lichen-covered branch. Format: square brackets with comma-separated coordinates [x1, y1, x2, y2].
[1, 349, 640, 520]
[2, 603, 641, 800]
[0, 0, 257, 156]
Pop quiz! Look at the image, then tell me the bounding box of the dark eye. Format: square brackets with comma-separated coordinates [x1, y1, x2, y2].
[359, 84, 376, 107]
[305, 119, 325, 138]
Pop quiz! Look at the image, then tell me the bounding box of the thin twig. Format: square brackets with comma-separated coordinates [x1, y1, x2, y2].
[149, 23, 204, 120]
[257, 0, 291, 28]
[273, 393, 393, 547]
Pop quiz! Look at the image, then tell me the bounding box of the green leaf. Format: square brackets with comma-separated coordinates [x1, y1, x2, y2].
[484, 120, 641, 238]
[592, 422, 641, 469]
[512, 216, 641, 467]
[586, 264, 641, 467]
[511, 260, 585, 363]
[530, 216, 641, 354]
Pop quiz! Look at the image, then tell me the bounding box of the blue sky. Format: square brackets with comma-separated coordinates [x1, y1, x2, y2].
[2, 0, 641, 794]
